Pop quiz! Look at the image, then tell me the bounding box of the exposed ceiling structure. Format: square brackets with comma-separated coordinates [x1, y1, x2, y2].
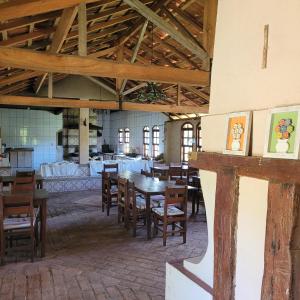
[0, 0, 217, 117]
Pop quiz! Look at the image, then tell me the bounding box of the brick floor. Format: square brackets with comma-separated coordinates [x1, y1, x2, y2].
[0, 190, 208, 300]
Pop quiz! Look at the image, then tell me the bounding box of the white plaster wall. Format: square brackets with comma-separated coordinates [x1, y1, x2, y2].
[165, 263, 212, 300]
[39, 75, 116, 101]
[109, 111, 168, 154]
[210, 0, 300, 115]
[184, 170, 216, 287]
[0, 108, 62, 169]
[235, 177, 268, 299]
[167, 0, 300, 298]
[165, 119, 201, 163]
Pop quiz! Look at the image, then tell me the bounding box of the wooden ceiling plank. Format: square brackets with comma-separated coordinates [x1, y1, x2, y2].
[67, 14, 139, 40]
[0, 70, 41, 87]
[183, 85, 209, 102]
[122, 0, 209, 63]
[0, 0, 100, 22]
[0, 95, 208, 113]
[0, 47, 209, 86]
[162, 6, 202, 49]
[0, 28, 54, 47]
[0, 11, 61, 32]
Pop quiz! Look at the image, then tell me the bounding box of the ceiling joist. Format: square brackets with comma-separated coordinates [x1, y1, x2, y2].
[0, 47, 210, 86]
[0, 95, 208, 114]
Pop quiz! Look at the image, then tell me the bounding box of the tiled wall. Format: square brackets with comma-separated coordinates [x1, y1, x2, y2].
[0, 108, 63, 169]
[110, 111, 168, 155]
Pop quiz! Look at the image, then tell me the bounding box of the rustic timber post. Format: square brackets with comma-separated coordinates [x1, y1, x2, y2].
[214, 168, 239, 300]
[261, 183, 300, 300]
[189, 152, 300, 299]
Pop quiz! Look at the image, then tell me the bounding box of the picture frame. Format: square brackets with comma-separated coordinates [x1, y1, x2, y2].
[223, 111, 252, 156]
[263, 105, 300, 159]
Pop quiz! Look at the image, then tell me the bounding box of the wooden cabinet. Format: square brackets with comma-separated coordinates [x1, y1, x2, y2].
[9, 148, 33, 169]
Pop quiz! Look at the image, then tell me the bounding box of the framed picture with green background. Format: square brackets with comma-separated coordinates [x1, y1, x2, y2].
[264, 105, 300, 159]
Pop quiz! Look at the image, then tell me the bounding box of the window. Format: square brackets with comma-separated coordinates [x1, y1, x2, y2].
[124, 128, 130, 153]
[152, 126, 160, 158]
[196, 122, 202, 151]
[143, 126, 150, 157]
[181, 123, 194, 162]
[118, 129, 123, 144]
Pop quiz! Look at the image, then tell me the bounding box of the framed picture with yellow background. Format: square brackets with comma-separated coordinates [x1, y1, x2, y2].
[263, 105, 300, 159]
[223, 111, 252, 156]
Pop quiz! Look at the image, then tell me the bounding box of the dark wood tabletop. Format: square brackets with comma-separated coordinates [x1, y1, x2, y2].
[1, 174, 43, 183]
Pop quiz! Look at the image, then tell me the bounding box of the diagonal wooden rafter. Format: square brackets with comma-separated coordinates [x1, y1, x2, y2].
[122, 0, 209, 65]
[35, 6, 78, 93]
[0, 47, 209, 86]
[120, 20, 148, 94]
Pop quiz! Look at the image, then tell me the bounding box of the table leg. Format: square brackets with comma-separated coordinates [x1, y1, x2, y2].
[191, 190, 195, 215]
[145, 194, 151, 240]
[40, 199, 47, 257]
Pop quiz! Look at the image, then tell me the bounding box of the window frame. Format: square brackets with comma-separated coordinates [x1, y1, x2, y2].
[124, 128, 130, 153]
[196, 121, 202, 152]
[152, 125, 160, 158]
[143, 126, 150, 157]
[181, 122, 194, 162]
[118, 128, 124, 144]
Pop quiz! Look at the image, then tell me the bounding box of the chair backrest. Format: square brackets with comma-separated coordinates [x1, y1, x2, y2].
[191, 176, 201, 189]
[141, 169, 152, 177]
[164, 187, 187, 212]
[175, 179, 186, 185]
[102, 171, 112, 196]
[169, 166, 182, 179]
[1, 193, 34, 219]
[187, 167, 199, 183]
[16, 170, 35, 177]
[127, 181, 136, 208]
[159, 175, 169, 181]
[103, 163, 118, 174]
[118, 177, 128, 206]
[13, 176, 35, 192]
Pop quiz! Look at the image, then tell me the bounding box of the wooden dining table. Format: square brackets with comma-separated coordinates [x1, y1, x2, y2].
[113, 171, 197, 240]
[1, 189, 48, 257]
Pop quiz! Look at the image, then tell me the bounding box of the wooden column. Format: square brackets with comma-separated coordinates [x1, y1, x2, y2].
[261, 183, 300, 299]
[78, 2, 89, 164]
[214, 168, 239, 300]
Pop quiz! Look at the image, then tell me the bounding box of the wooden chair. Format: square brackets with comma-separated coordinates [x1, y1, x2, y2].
[16, 170, 35, 177]
[141, 169, 152, 177]
[191, 176, 204, 215]
[103, 163, 118, 174]
[127, 181, 146, 237]
[152, 187, 188, 246]
[187, 167, 199, 184]
[0, 193, 37, 264]
[102, 171, 118, 216]
[169, 165, 182, 180]
[12, 176, 35, 192]
[117, 177, 128, 225]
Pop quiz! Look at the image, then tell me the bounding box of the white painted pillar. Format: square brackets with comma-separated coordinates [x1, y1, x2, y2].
[79, 107, 89, 164]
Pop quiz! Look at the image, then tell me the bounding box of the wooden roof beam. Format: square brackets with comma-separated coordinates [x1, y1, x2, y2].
[0, 47, 210, 86]
[122, 0, 209, 65]
[0, 0, 99, 22]
[0, 95, 208, 113]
